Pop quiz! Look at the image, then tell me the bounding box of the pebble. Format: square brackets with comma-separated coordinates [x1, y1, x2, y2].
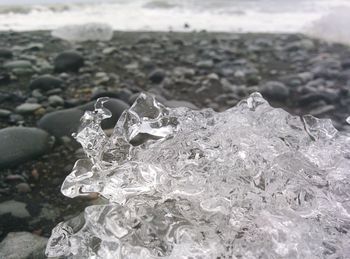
[16, 183, 32, 193]
[0, 200, 30, 218]
[0, 127, 53, 169]
[149, 69, 166, 84]
[54, 51, 84, 73]
[48, 95, 64, 106]
[196, 59, 214, 69]
[15, 103, 42, 114]
[0, 232, 48, 259]
[29, 75, 63, 91]
[0, 48, 13, 59]
[4, 60, 32, 69]
[0, 108, 11, 118]
[260, 81, 290, 101]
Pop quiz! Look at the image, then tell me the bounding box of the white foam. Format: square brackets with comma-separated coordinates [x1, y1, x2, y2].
[0, 0, 349, 44]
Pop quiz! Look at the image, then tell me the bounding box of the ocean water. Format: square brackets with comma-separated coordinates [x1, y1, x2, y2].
[0, 0, 349, 42]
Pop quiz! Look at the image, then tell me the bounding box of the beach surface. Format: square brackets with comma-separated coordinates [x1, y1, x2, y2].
[0, 30, 350, 257]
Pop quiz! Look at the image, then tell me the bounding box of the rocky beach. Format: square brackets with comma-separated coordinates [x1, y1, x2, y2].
[0, 30, 350, 258]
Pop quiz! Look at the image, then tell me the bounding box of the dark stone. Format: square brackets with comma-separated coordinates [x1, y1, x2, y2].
[29, 75, 63, 91]
[37, 108, 84, 138]
[54, 51, 84, 73]
[148, 69, 166, 84]
[260, 81, 290, 101]
[0, 127, 53, 169]
[38, 98, 129, 138]
[0, 48, 13, 59]
[0, 73, 10, 84]
[298, 92, 338, 106]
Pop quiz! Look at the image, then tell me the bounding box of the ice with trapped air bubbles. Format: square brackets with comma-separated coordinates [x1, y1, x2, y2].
[46, 92, 350, 259]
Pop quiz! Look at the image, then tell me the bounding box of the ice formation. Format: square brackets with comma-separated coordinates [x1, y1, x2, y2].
[51, 23, 113, 42]
[46, 93, 350, 258]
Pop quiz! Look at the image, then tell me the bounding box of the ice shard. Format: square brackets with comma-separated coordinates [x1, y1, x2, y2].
[46, 93, 350, 258]
[52, 23, 113, 42]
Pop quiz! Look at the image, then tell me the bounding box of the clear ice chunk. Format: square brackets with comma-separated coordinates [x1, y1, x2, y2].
[51, 23, 113, 42]
[46, 93, 350, 259]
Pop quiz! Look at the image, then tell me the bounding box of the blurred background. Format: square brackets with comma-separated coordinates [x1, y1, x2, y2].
[0, 0, 349, 41]
[0, 0, 350, 258]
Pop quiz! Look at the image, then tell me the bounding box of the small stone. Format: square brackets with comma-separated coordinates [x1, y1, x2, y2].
[0, 48, 13, 59]
[0, 200, 30, 218]
[0, 232, 48, 259]
[309, 105, 335, 116]
[54, 51, 84, 73]
[48, 95, 64, 106]
[261, 81, 290, 101]
[4, 60, 32, 69]
[29, 75, 63, 91]
[31, 169, 40, 180]
[102, 47, 117, 55]
[0, 127, 53, 169]
[16, 183, 31, 193]
[0, 72, 11, 84]
[24, 42, 44, 51]
[196, 60, 214, 69]
[15, 103, 42, 114]
[0, 108, 11, 118]
[149, 69, 166, 84]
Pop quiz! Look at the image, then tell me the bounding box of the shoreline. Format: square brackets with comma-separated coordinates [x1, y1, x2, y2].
[0, 29, 350, 256]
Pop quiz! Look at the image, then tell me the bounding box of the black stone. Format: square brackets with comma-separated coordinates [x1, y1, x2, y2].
[148, 69, 166, 84]
[0, 127, 53, 169]
[54, 51, 84, 73]
[29, 75, 63, 91]
[0, 48, 13, 59]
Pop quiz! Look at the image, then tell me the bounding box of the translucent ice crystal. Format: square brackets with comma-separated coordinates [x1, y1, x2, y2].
[46, 93, 350, 259]
[52, 23, 113, 42]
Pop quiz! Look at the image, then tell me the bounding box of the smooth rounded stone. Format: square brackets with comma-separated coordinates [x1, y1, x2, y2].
[54, 51, 84, 73]
[0, 108, 11, 118]
[48, 95, 64, 106]
[260, 81, 290, 101]
[3, 60, 32, 69]
[148, 69, 166, 84]
[38, 99, 129, 138]
[15, 103, 42, 114]
[0, 232, 48, 259]
[0, 48, 13, 59]
[38, 108, 84, 138]
[15, 183, 31, 193]
[196, 59, 214, 69]
[0, 127, 53, 168]
[102, 47, 117, 55]
[164, 100, 198, 109]
[0, 72, 11, 84]
[29, 75, 63, 91]
[173, 67, 196, 78]
[309, 105, 335, 116]
[0, 200, 30, 218]
[298, 92, 338, 106]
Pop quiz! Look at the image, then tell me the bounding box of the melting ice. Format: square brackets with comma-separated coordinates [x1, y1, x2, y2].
[51, 23, 113, 42]
[46, 93, 350, 258]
